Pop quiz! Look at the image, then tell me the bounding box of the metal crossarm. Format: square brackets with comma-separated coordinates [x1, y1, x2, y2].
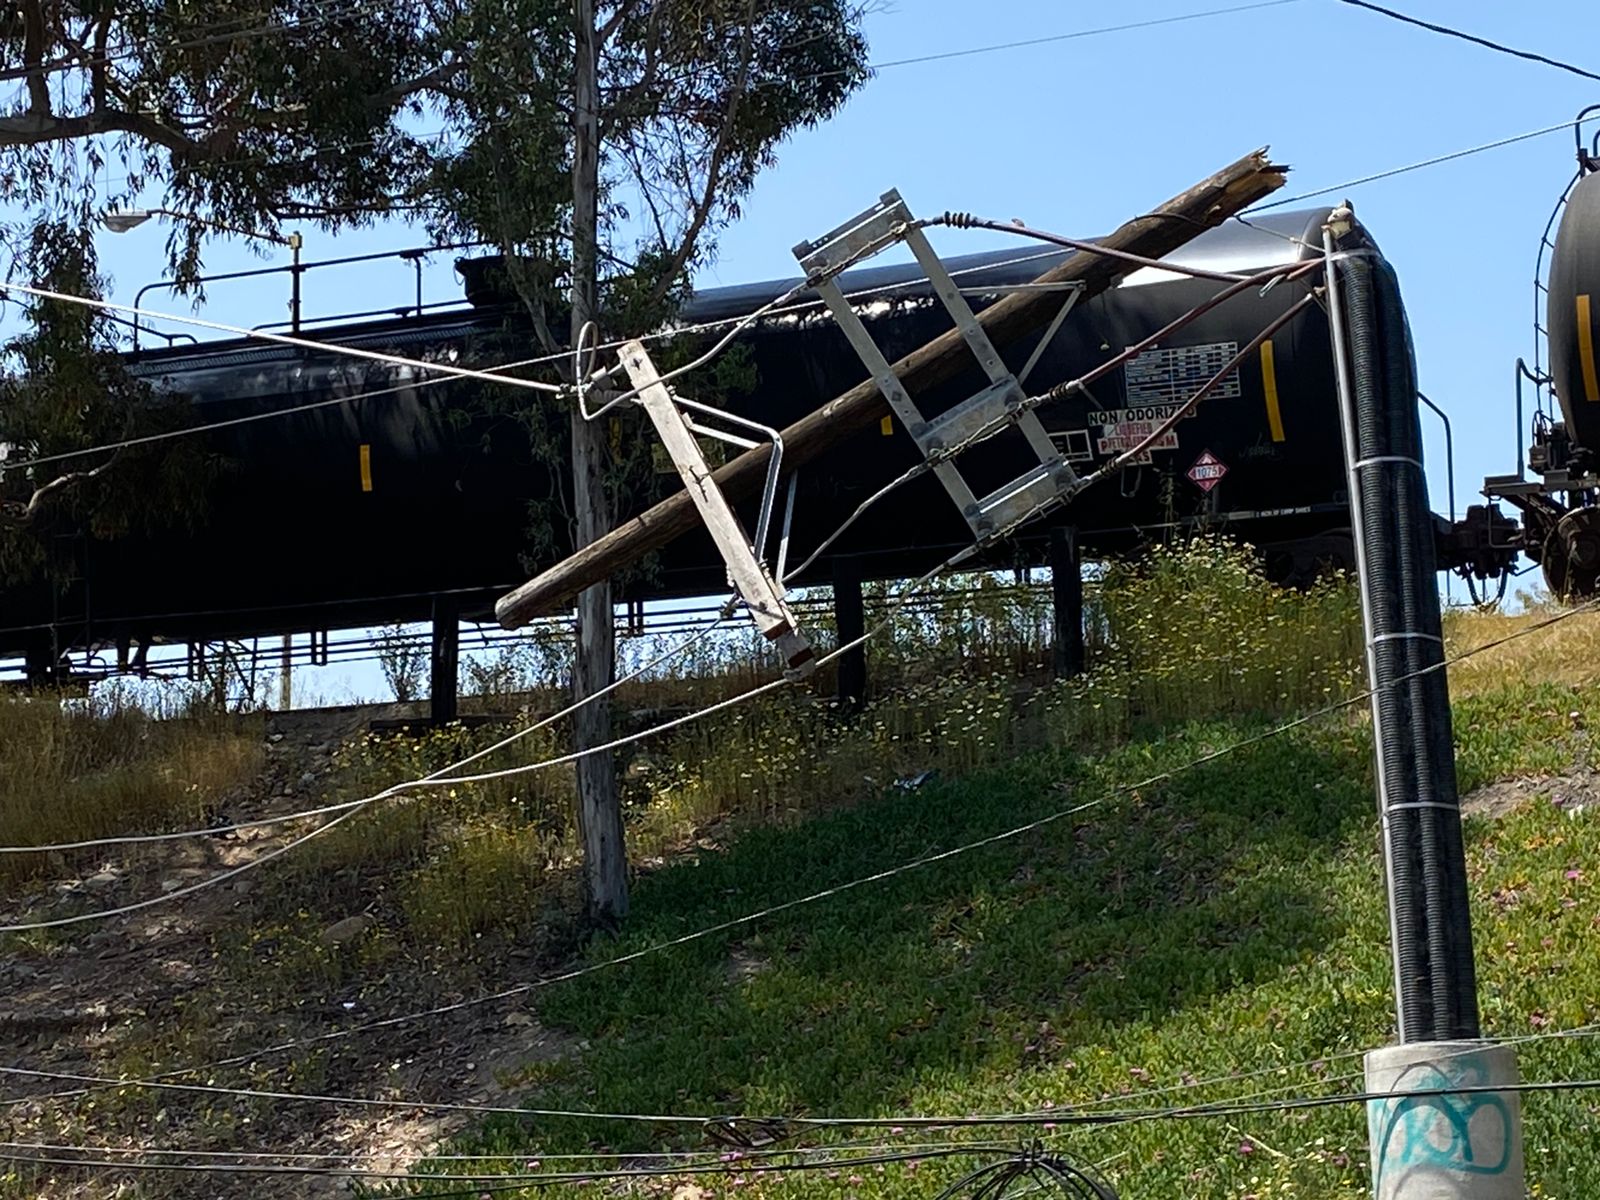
[793, 189, 1079, 539]
[617, 340, 814, 674]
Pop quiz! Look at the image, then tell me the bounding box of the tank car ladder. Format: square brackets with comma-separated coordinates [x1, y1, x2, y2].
[792, 189, 1081, 543]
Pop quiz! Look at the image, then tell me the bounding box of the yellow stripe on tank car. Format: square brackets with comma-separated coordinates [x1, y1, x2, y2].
[1260, 340, 1286, 442]
[1579, 294, 1600, 403]
[880, 414, 894, 436]
[359, 443, 373, 492]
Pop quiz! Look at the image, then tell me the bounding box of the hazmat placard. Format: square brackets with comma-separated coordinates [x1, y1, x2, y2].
[1186, 450, 1228, 492]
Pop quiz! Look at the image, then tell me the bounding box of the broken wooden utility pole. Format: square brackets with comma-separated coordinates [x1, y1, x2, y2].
[567, 0, 628, 923]
[497, 150, 1287, 629]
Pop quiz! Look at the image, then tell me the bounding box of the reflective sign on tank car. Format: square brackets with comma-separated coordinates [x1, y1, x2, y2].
[1186, 450, 1229, 493]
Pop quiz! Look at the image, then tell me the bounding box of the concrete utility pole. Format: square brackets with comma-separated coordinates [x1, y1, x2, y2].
[567, 0, 628, 921]
[1323, 208, 1523, 1200]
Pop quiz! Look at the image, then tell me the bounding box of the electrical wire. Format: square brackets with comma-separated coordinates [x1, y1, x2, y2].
[0, 615, 735, 856]
[1026, 1021, 1600, 1123]
[1248, 113, 1600, 212]
[0, 1134, 1001, 1167]
[0, 610, 737, 929]
[0, 281, 567, 396]
[812, 0, 1306, 79]
[0, 1143, 1000, 1185]
[0, 246, 1065, 476]
[1334, 0, 1600, 85]
[10, 597, 1598, 1121]
[11, 1022, 1600, 1138]
[932, 214, 1258, 285]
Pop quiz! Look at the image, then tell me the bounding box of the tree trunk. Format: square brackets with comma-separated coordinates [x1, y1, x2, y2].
[568, 0, 628, 923]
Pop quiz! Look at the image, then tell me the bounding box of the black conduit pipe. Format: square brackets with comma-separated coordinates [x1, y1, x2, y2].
[1341, 253, 1431, 1043]
[1374, 261, 1479, 1040]
[1338, 247, 1480, 1042]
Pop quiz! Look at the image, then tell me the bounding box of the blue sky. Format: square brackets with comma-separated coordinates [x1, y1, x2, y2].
[42, 0, 1600, 699]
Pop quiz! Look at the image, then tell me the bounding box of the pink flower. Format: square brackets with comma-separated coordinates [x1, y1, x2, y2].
[1566, 869, 1584, 881]
[1237, 1140, 1256, 1156]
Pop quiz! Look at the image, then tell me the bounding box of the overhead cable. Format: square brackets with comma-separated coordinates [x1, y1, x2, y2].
[1, 246, 1065, 475]
[0, 281, 566, 396]
[1335, 0, 1600, 85]
[0, 608, 738, 929]
[10, 598, 1599, 1118]
[1249, 113, 1600, 211]
[0, 614, 734, 856]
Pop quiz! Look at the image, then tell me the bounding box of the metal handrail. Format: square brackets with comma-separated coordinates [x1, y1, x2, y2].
[128, 240, 491, 352]
[249, 297, 476, 334]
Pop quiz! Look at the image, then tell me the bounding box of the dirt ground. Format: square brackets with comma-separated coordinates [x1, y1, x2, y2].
[0, 705, 583, 1198]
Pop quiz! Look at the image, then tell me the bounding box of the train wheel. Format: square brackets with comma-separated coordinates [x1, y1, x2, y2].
[1541, 509, 1600, 599]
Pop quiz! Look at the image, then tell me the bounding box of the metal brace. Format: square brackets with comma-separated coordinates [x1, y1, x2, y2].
[617, 340, 814, 674]
[793, 188, 1079, 539]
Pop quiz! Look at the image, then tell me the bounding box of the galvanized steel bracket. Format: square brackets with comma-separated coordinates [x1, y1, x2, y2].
[793, 189, 1078, 540]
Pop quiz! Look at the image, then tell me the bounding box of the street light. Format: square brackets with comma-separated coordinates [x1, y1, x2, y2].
[102, 207, 306, 332]
[102, 210, 156, 234]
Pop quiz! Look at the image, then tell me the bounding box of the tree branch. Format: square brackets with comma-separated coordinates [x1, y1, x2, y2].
[598, 2, 664, 139]
[596, 0, 647, 49]
[19, 0, 55, 117]
[0, 107, 200, 153]
[641, 0, 757, 309]
[0, 453, 120, 528]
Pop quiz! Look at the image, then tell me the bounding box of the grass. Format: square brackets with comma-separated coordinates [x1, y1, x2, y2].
[206, 542, 1365, 985]
[9, 540, 1600, 1199]
[0, 686, 262, 893]
[397, 702, 1600, 1200]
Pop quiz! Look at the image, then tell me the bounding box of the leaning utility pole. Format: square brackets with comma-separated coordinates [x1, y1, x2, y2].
[497, 150, 1287, 626]
[1323, 207, 1523, 1200]
[567, 0, 628, 921]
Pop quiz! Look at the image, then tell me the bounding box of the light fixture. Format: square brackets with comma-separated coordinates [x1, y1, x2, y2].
[103, 209, 155, 233]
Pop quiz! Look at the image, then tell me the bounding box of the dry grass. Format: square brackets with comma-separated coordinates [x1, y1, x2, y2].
[1445, 599, 1600, 698]
[12, 547, 1585, 978]
[0, 690, 262, 888]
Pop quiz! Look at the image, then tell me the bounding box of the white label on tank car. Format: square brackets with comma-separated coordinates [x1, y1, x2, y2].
[1124, 342, 1242, 406]
[1086, 404, 1183, 460]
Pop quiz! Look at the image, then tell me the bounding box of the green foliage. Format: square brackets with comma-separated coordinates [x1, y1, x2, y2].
[0, 223, 222, 585]
[419, 0, 869, 570]
[1072, 539, 1366, 732]
[0, 2, 869, 585]
[0, 2, 442, 275]
[376, 623, 429, 703]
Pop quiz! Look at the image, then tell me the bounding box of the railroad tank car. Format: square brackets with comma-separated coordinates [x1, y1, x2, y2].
[0, 205, 1474, 673]
[1482, 108, 1600, 598]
